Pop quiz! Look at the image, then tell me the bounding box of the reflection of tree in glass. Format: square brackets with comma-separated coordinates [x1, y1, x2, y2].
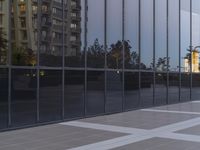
[87, 39, 105, 68]
[12, 45, 36, 66]
[156, 57, 168, 71]
[124, 40, 136, 69]
[0, 30, 8, 64]
[108, 40, 123, 69]
[87, 39, 147, 69]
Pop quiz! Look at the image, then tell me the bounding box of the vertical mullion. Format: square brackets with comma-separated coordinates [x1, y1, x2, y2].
[62, 0, 65, 119]
[84, 0, 88, 116]
[153, 0, 156, 105]
[36, 0, 41, 122]
[166, 0, 169, 104]
[104, 0, 107, 113]
[138, 0, 141, 107]
[122, 0, 125, 111]
[179, 0, 181, 102]
[8, 0, 12, 127]
[190, 0, 192, 100]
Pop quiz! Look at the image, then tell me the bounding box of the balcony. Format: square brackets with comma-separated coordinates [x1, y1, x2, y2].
[71, 16, 81, 22]
[70, 27, 81, 34]
[71, 5, 81, 11]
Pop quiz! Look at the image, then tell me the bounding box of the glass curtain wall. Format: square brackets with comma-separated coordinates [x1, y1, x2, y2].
[0, 0, 197, 131]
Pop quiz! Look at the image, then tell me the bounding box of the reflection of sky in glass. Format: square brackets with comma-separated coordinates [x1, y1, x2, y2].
[87, 0, 104, 45]
[155, 0, 167, 62]
[125, 0, 139, 52]
[85, 0, 197, 70]
[107, 0, 122, 45]
[192, 13, 200, 46]
[141, 0, 153, 68]
[168, 0, 179, 71]
[181, 10, 190, 71]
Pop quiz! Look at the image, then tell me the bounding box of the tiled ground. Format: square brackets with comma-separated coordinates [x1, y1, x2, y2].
[1, 101, 200, 150]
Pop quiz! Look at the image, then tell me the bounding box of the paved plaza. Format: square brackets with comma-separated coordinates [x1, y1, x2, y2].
[1, 101, 200, 150]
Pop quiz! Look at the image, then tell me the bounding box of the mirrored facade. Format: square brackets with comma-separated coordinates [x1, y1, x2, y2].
[0, 0, 200, 131]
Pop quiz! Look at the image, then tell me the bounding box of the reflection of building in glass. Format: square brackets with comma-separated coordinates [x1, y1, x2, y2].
[192, 50, 199, 72]
[10, 0, 81, 56]
[184, 57, 190, 72]
[39, 0, 81, 56]
[0, 0, 9, 64]
[184, 50, 199, 72]
[65, 0, 81, 57]
[11, 0, 37, 51]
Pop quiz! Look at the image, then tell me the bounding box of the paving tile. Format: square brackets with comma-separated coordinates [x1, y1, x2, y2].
[1, 102, 200, 150]
[155, 102, 200, 113]
[176, 124, 200, 136]
[0, 124, 126, 150]
[112, 138, 200, 150]
[80, 110, 198, 129]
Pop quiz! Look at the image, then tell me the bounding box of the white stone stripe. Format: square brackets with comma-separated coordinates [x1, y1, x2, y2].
[152, 117, 200, 132]
[141, 108, 200, 115]
[60, 121, 147, 134]
[160, 133, 200, 143]
[191, 101, 200, 103]
[63, 117, 200, 150]
[67, 134, 155, 150]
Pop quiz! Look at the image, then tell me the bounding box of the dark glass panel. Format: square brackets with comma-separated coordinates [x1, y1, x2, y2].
[11, 69, 37, 126]
[124, 72, 139, 110]
[86, 71, 105, 116]
[168, 73, 179, 103]
[181, 73, 190, 101]
[155, 73, 167, 105]
[11, 1, 37, 66]
[39, 70, 62, 122]
[106, 71, 123, 113]
[181, 0, 191, 102]
[124, 0, 139, 70]
[87, 0, 105, 68]
[64, 70, 84, 119]
[192, 74, 200, 100]
[0, 69, 8, 129]
[65, 0, 85, 67]
[107, 0, 123, 69]
[141, 0, 153, 70]
[140, 72, 154, 107]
